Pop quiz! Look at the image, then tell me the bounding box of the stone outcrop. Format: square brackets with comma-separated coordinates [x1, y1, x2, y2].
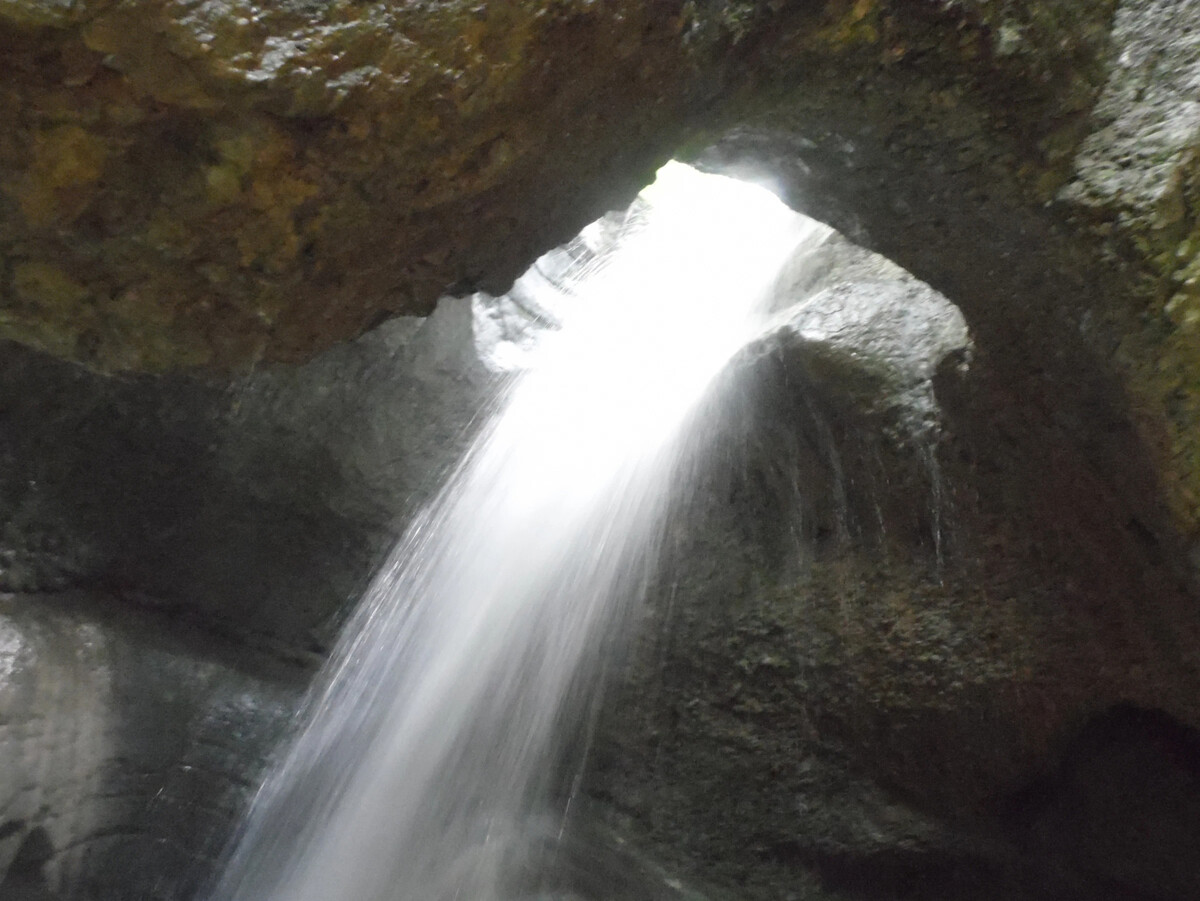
[725, 0, 1200, 573]
[1, 198, 1199, 901]
[0, 0, 1136, 367]
[0, 295, 498, 650]
[589, 233, 1200, 901]
[0, 591, 303, 900]
[0, 0, 722, 371]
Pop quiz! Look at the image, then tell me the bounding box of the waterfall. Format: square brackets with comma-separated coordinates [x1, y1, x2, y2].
[208, 162, 822, 901]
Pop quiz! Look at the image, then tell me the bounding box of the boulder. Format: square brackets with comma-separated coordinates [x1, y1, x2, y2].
[590, 226, 1200, 900]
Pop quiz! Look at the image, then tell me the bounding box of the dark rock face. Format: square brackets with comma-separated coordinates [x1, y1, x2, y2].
[695, 0, 1200, 559]
[1006, 705, 1200, 900]
[0, 591, 305, 900]
[4, 195, 1200, 900]
[587, 235, 1200, 900]
[6, 0, 1200, 548]
[0, 297, 495, 649]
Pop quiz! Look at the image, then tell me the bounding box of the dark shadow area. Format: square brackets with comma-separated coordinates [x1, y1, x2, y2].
[765, 839, 1021, 901]
[0, 592, 307, 901]
[699, 104, 1194, 599]
[1003, 704, 1200, 900]
[0, 339, 387, 648]
[0, 828, 60, 901]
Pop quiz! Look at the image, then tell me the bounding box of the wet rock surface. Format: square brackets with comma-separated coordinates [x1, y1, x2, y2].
[4, 0, 1200, 550]
[692, 0, 1200, 563]
[3, 206, 1200, 900]
[588, 243, 1200, 900]
[0, 295, 496, 649]
[9, 0, 1198, 569]
[0, 0, 726, 371]
[0, 590, 305, 901]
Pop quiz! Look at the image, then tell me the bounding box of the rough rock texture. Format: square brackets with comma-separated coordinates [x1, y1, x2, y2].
[5, 0, 1200, 548]
[4, 0, 1200, 543]
[0, 294, 498, 650]
[1056, 0, 1200, 560]
[4, 195, 1200, 901]
[0, 0, 722, 371]
[0, 0, 1125, 367]
[0, 590, 304, 900]
[693, 0, 1200, 572]
[585, 234, 1200, 901]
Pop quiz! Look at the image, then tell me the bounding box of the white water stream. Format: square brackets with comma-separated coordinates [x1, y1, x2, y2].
[209, 162, 822, 901]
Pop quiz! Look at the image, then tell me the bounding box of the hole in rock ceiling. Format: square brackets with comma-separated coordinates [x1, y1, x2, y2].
[468, 160, 972, 449]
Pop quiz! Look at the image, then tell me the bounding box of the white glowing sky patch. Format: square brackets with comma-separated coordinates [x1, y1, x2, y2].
[490, 161, 824, 490]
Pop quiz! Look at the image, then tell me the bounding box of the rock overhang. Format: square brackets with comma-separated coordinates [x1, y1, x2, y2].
[4, 0, 1200, 557]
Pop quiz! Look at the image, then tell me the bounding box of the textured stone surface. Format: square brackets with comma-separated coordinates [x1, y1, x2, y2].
[1056, 0, 1200, 556]
[690, 0, 1200, 569]
[0, 0, 728, 371]
[4, 194, 1200, 900]
[588, 235, 1200, 900]
[0, 293, 500, 650]
[0, 0, 1128, 371]
[5, 4, 1200, 897]
[4, 0, 1200, 540]
[0, 590, 305, 900]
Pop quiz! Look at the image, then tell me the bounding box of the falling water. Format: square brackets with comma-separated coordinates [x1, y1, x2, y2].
[209, 162, 822, 901]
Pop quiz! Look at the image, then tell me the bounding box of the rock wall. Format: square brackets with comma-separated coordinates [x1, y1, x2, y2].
[0, 0, 724, 370]
[695, 0, 1200, 573]
[0, 591, 304, 901]
[3, 185, 1200, 901]
[6, 0, 1200, 557]
[589, 234, 1200, 901]
[0, 296, 496, 649]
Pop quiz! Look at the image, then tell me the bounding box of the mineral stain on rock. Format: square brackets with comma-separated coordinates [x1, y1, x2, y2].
[0, 0, 726, 371]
